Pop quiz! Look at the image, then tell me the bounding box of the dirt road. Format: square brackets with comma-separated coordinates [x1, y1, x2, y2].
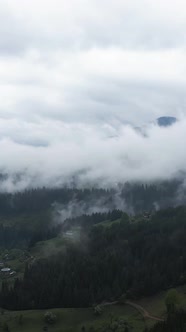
[126, 301, 164, 322]
[100, 299, 164, 322]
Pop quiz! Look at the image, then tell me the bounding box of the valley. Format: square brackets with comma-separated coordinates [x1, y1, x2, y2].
[0, 186, 185, 331]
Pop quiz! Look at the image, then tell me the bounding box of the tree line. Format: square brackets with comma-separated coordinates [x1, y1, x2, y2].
[0, 179, 184, 217]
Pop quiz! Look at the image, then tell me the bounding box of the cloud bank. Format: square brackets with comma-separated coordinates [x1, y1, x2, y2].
[0, 119, 186, 191]
[0, 0, 186, 190]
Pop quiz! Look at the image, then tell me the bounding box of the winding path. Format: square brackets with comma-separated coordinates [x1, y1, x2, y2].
[125, 301, 164, 322]
[100, 300, 164, 322]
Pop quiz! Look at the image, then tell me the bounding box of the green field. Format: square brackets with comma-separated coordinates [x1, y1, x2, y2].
[94, 219, 122, 228]
[1, 283, 186, 331]
[0, 304, 147, 332]
[31, 236, 66, 258]
[0, 290, 173, 332]
[135, 285, 186, 316]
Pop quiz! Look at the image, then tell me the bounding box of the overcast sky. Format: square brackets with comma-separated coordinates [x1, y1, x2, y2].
[0, 0, 186, 190]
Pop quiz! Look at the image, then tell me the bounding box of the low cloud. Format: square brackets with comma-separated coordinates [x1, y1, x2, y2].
[0, 1, 186, 190]
[0, 119, 185, 191]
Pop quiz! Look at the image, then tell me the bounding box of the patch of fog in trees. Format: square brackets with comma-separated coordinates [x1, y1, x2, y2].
[51, 179, 186, 232]
[51, 190, 131, 225]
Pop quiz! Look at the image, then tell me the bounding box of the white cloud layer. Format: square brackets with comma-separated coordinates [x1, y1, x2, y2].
[0, 0, 186, 189]
[0, 120, 186, 191]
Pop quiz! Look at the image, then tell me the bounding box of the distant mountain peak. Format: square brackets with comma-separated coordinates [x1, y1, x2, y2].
[157, 116, 177, 127]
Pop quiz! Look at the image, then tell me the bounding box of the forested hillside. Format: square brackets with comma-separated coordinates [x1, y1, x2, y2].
[1, 205, 186, 311]
[0, 180, 184, 216]
[0, 179, 185, 249]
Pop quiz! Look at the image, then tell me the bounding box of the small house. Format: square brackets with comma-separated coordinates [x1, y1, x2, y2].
[1, 267, 11, 274]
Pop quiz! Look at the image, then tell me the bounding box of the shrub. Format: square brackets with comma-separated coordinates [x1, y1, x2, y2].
[44, 311, 57, 325]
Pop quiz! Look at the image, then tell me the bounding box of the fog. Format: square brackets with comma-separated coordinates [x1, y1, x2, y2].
[0, 118, 185, 191]
[0, 1, 186, 191]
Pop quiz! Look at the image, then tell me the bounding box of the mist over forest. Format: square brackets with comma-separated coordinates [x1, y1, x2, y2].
[1, 0, 186, 331]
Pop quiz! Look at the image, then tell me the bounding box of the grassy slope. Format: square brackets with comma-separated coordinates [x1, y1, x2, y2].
[94, 219, 122, 228]
[2, 285, 184, 332]
[0, 305, 145, 332]
[135, 285, 186, 317]
[31, 236, 66, 258]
